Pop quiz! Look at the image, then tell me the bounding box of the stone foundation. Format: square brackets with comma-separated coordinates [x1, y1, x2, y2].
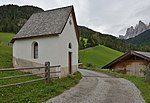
[13, 57, 78, 78]
[13, 57, 43, 67]
[60, 65, 78, 78]
[13, 57, 59, 78]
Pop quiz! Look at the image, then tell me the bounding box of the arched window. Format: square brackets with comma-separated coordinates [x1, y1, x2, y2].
[33, 42, 38, 59]
[69, 43, 72, 49]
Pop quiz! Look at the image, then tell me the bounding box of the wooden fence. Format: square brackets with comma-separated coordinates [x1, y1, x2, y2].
[0, 61, 61, 88]
[0, 40, 13, 46]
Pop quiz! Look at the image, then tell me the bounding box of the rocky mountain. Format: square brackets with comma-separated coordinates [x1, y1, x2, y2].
[119, 21, 150, 39]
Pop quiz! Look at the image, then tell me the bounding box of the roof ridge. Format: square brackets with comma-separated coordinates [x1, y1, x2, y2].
[33, 5, 73, 15]
[134, 51, 150, 53]
[11, 5, 77, 43]
[102, 50, 150, 69]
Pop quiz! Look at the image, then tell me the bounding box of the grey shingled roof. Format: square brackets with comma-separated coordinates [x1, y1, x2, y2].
[12, 6, 73, 41]
[102, 51, 150, 69]
[134, 51, 150, 59]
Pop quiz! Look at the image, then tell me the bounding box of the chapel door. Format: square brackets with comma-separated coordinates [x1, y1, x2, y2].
[68, 52, 72, 74]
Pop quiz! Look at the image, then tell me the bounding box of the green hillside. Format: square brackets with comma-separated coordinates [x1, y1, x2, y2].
[78, 26, 150, 52]
[127, 30, 150, 46]
[79, 45, 123, 68]
[0, 32, 15, 42]
[0, 44, 12, 68]
[0, 32, 14, 68]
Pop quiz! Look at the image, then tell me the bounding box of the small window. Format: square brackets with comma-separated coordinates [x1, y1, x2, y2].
[69, 43, 72, 49]
[69, 20, 72, 25]
[33, 42, 38, 59]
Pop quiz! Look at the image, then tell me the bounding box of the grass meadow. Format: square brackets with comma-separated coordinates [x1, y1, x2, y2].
[79, 45, 123, 68]
[0, 32, 15, 42]
[0, 33, 81, 103]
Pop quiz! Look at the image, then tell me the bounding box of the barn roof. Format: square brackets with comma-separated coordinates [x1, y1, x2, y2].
[102, 51, 150, 69]
[11, 5, 79, 43]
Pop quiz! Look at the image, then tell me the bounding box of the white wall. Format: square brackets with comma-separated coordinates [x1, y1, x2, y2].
[13, 35, 59, 66]
[13, 12, 78, 68]
[58, 13, 78, 67]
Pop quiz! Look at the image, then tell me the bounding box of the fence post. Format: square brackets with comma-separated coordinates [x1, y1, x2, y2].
[45, 62, 50, 83]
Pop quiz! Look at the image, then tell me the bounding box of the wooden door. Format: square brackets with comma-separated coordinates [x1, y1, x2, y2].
[68, 52, 72, 74]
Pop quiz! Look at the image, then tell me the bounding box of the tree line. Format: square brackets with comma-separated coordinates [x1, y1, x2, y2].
[0, 4, 43, 33]
[78, 26, 150, 52]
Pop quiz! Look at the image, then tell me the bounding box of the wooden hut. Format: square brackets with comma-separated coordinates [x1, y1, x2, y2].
[102, 51, 150, 76]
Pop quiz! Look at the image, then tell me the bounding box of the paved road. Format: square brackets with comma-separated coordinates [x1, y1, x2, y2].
[46, 69, 145, 103]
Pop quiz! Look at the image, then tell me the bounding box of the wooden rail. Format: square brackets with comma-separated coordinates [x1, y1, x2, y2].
[0, 39, 13, 47]
[0, 66, 46, 71]
[0, 78, 46, 88]
[0, 72, 45, 80]
[0, 62, 61, 88]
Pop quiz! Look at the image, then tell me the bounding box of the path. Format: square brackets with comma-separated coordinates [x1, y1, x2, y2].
[45, 69, 145, 103]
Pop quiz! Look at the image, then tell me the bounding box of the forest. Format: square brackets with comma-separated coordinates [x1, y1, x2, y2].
[78, 26, 150, 52]
[0, 4, 43, 33]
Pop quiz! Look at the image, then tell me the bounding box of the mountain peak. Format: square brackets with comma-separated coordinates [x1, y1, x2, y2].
[119, 20, 149, 39]
[139, 20, 142, 23]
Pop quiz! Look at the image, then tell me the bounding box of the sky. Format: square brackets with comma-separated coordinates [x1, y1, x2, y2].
[0, 0, 150, 37]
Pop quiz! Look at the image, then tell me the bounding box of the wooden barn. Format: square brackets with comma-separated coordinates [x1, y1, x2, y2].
[102, 51, 150, 76]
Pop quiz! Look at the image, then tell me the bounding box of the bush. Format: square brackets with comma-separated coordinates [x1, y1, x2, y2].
[85, 63, 95, 68]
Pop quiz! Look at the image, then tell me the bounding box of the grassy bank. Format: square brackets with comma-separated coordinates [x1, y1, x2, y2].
[79, 45, 123, 68]
[117, 74, 150, 103]
[100, 70, 150, 103]
[0, 32, 15, 42]
[0, 44, 12, 68]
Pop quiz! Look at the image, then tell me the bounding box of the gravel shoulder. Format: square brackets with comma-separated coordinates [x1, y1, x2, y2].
[45, 69, 145, 103]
